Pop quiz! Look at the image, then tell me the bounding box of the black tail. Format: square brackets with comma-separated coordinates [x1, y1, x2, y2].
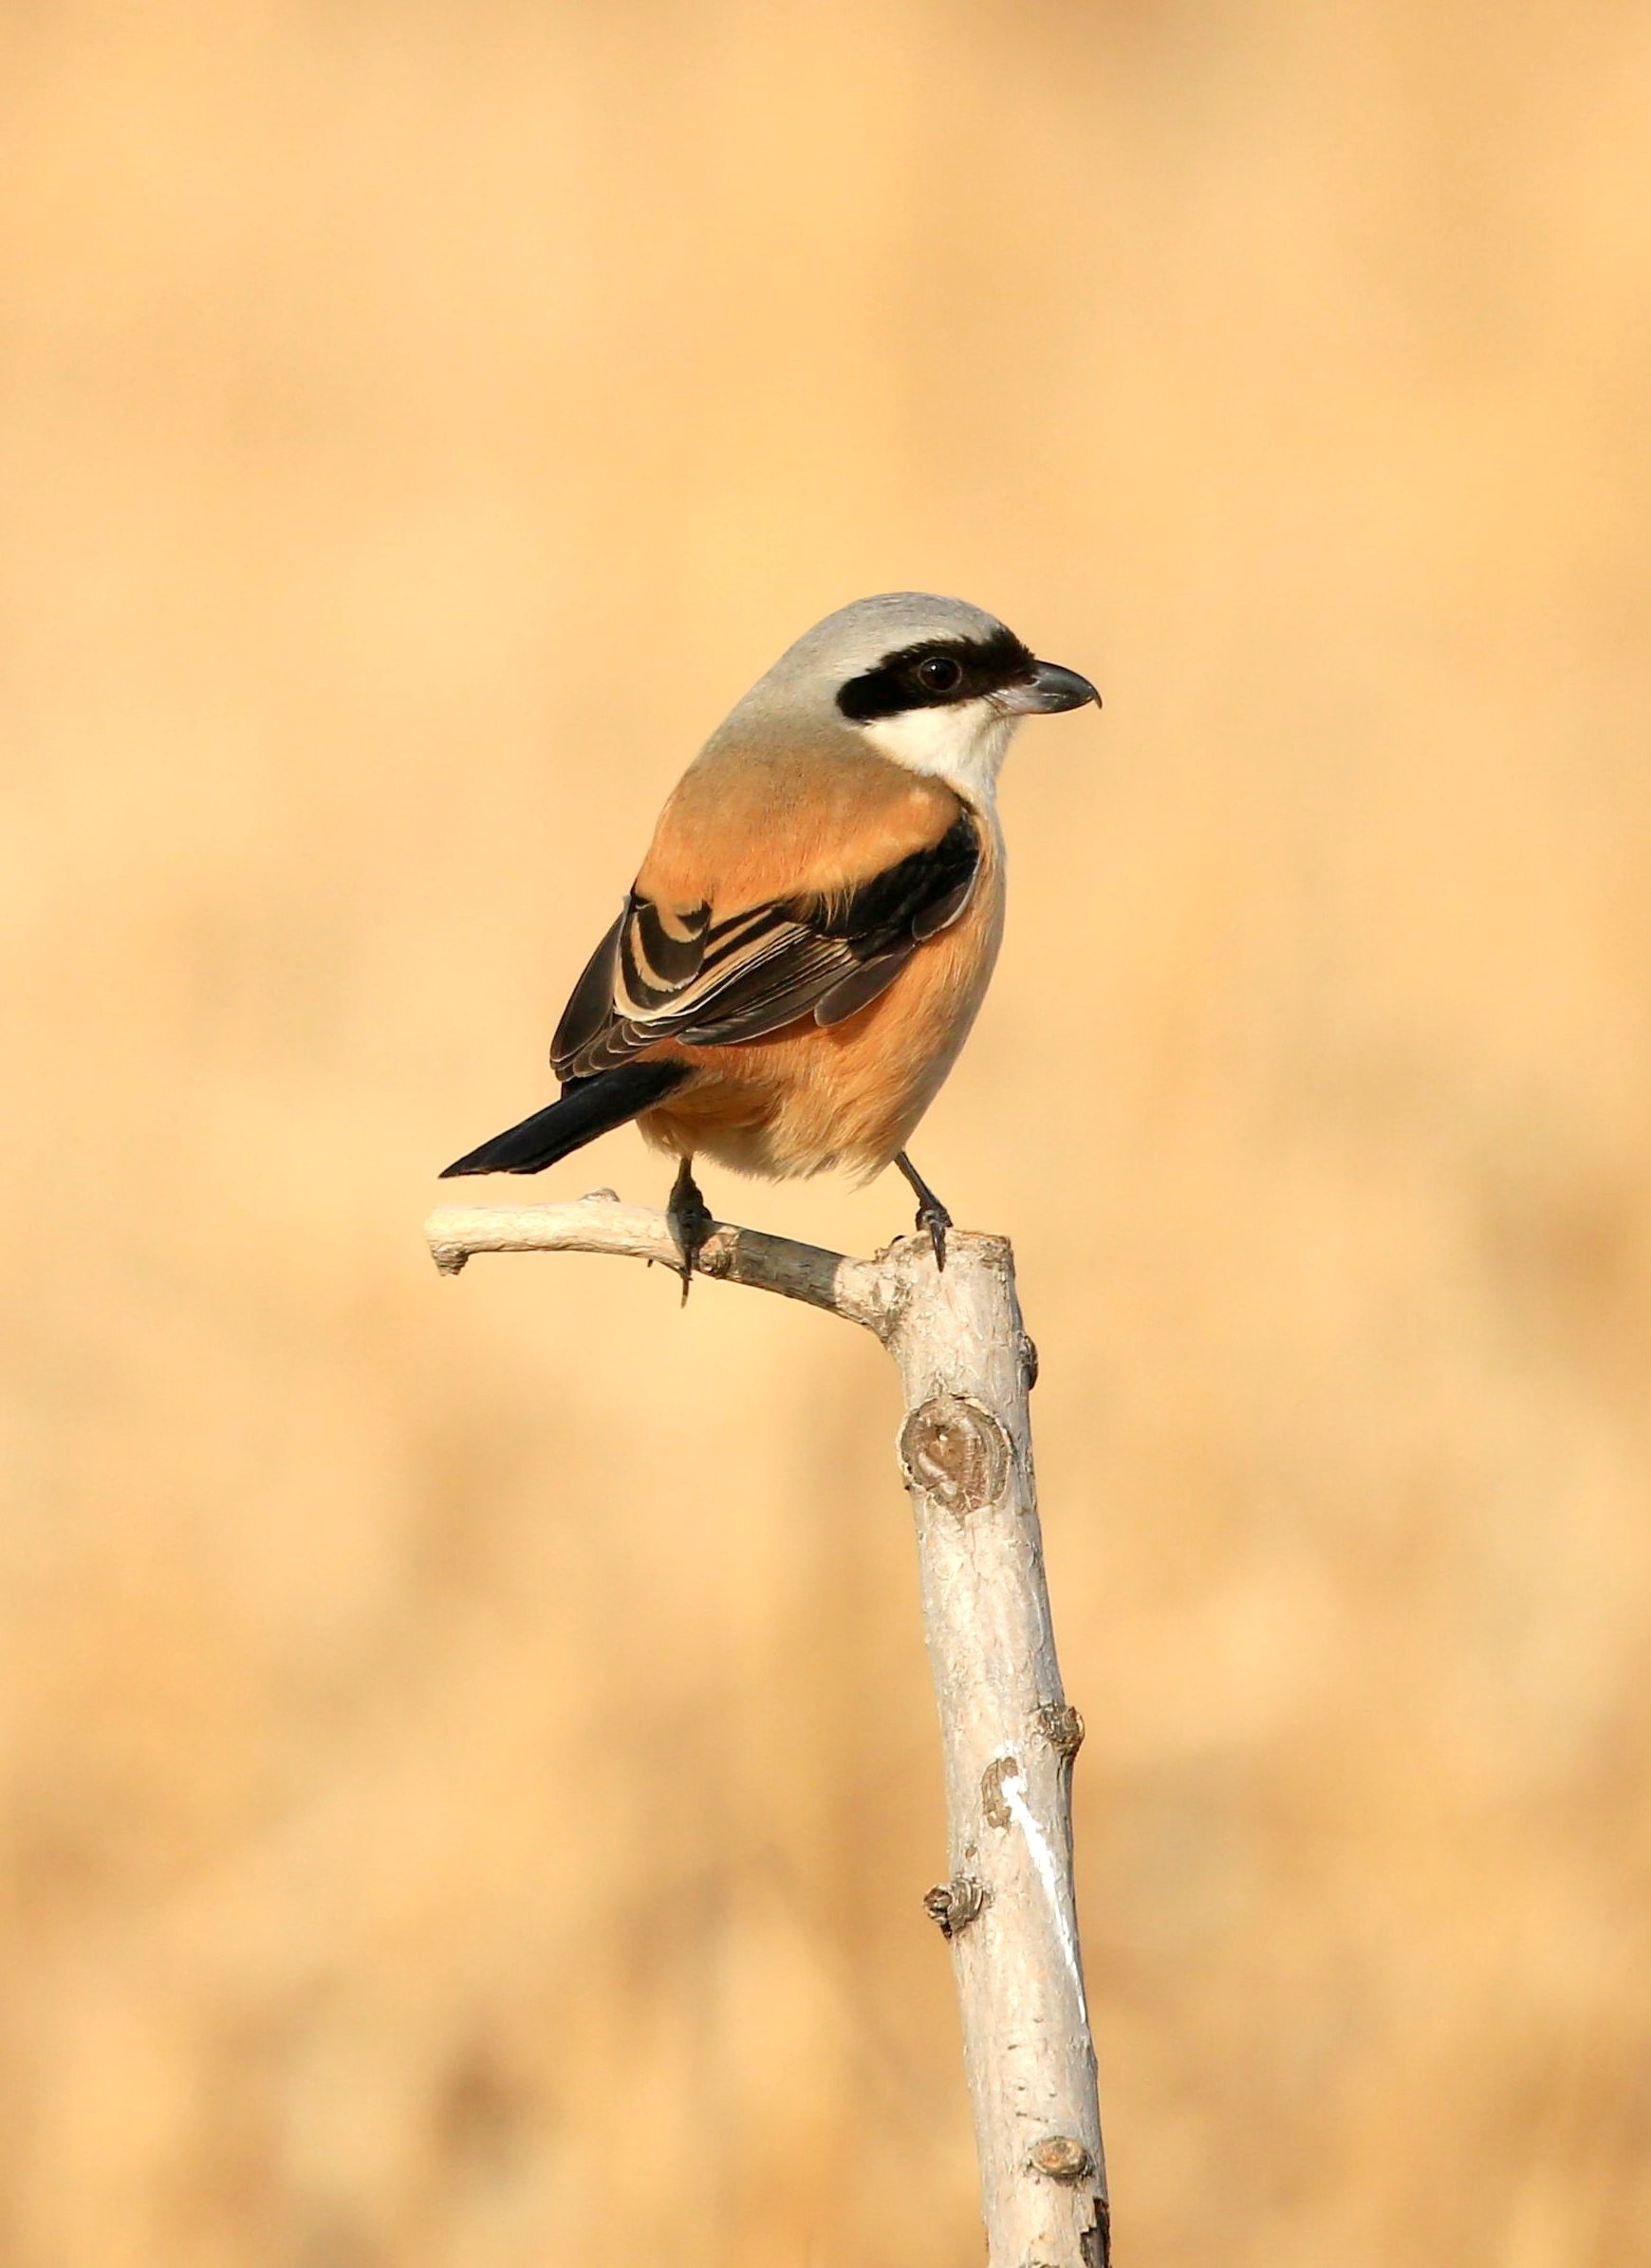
[439, 1059, 692, 1179]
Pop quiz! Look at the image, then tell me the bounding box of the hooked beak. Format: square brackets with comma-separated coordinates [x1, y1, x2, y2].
[996, 659, 1101, 716]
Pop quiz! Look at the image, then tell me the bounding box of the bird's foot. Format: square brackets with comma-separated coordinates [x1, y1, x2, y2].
[894, 1151, 952, 1272]
[666, 1158, 714, 1306]
[914, 1193, 952, 1271]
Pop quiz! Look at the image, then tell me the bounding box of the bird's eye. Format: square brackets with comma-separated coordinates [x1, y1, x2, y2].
[916, 655, 964, 695]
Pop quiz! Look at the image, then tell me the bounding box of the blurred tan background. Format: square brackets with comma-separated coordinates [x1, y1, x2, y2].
[5, 2, 1650, 2261]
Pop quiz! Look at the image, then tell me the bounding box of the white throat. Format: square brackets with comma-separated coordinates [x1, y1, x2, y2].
[859, 697, 1019, 805]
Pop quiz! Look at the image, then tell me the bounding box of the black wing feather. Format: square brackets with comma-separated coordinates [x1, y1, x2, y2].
[812, 947, 917, 1028]
[814, 814, 979, 948]
[551, 911, 624, 1070]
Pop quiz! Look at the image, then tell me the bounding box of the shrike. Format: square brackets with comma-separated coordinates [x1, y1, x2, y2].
[441, 592, 1098, 1285]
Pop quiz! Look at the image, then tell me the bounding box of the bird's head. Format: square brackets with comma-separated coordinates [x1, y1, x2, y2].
[717, 592, 1100, 804]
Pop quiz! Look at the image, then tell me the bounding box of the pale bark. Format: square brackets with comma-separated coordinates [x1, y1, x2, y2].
[425, 1194, 1107, 2266]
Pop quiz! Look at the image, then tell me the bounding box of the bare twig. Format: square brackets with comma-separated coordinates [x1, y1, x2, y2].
[425, 1194, 891, 1331]
[426, 1195, 1107, 2266]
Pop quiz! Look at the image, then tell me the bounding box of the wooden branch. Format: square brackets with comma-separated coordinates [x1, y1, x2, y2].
[425, 1195, 1108, 2267]
[424, 1192, 892, 1333]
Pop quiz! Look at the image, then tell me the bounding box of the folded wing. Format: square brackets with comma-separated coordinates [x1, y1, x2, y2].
[552, 808, 981, 1081]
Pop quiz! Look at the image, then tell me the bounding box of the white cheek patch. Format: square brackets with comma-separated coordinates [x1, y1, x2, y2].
[861, 697, 1020, 803]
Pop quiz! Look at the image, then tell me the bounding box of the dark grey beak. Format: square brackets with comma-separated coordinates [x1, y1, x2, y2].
[998, 659, 1101, 716]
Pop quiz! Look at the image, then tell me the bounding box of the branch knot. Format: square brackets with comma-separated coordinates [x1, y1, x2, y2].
[1028, 2134, 1093, 2184]
[1038, 1702, 1085, 1759]
[898, 1393, 1010, 1515]
[923, 1874, 986, 1939]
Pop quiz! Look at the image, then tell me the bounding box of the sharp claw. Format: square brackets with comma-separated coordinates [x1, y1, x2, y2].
[894, 1153, 952, 1272]
[673, 1214, 709, 1303]
[915, 1201, 951, 1271]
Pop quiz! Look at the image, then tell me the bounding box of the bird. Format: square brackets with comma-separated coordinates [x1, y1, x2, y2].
[440, 591, 1098, 1291]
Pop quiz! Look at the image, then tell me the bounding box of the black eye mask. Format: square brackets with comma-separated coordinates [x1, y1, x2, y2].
[837, 627, 1036, 723]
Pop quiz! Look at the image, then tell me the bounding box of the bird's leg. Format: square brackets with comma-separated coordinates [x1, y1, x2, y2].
[894, 1150, 953, 1271]
[666, 1154, 714, 1305]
